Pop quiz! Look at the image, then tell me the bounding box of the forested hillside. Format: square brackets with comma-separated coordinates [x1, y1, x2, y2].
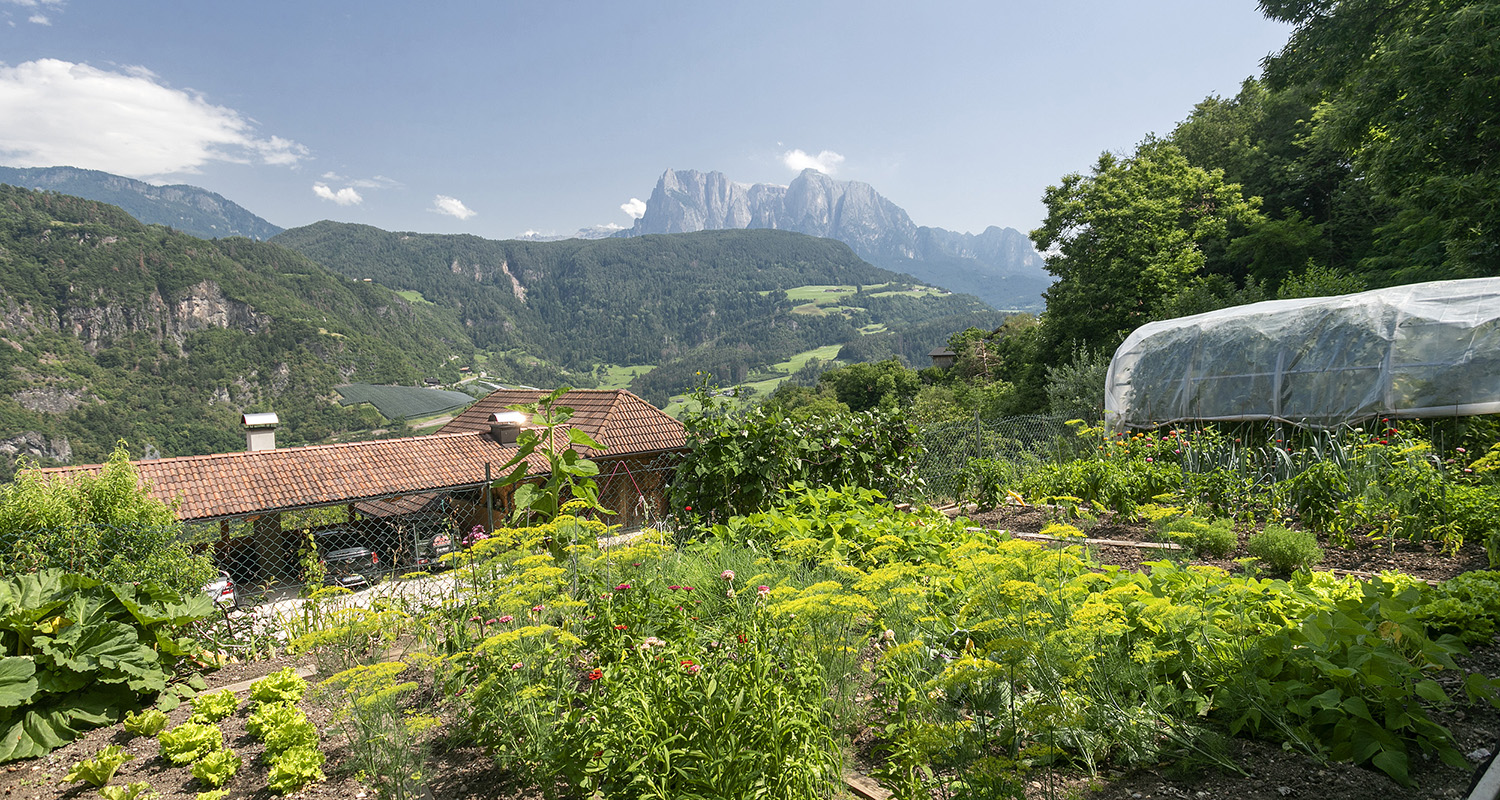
[0, 186, 472, 477]
[274, 224, 993, 404]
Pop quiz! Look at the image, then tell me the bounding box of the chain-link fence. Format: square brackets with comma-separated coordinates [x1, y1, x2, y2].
[912, 414, 1074, 503]
[1, 451, 684, 609]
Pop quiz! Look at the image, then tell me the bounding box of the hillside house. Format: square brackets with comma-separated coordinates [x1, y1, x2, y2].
[43, 389, 686, 593]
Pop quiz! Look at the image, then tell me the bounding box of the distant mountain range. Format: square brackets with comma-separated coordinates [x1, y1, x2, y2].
[622, 168, 1050, 310]
[0, 166, 283, 241]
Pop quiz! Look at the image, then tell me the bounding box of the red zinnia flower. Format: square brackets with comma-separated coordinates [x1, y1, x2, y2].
[587, 668, 603, 681]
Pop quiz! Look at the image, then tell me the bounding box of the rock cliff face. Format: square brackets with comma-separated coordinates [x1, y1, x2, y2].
[0, 280, 269, 354]
[624, 168, 1049, 310]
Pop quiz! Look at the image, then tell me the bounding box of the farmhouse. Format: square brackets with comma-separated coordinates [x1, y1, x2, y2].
[42, 389, 686, 594]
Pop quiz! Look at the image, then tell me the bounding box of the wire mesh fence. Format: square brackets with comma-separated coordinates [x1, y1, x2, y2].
[0, 450, 685, 609]
[911, 413, 1075, 503]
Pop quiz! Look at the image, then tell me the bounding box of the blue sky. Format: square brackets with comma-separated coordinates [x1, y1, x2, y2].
[1, 1, 1291, 241]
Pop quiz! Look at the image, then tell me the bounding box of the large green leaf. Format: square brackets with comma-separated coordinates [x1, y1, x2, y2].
[0, 685, 129, 763]
[0, 657, 37, 708]
[35, 620, 162, 692]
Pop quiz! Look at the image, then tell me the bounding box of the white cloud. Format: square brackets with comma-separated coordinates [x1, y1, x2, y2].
[431, 194, 475, 220]
[312, 182, 362, 206]
[781, 148, 845, 175]
[27, 14, 47, 24]
[620, 197, 647, 219]
[0, 58, 308, 177]
[321, 171, 400, 190]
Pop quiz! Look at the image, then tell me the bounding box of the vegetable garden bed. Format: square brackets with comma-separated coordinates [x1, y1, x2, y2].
[7, 493, 1500, 800]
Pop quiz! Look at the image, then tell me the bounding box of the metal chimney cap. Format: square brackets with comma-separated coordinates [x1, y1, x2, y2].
[488, 411, 527, 426]
[242, 412, 280, 429]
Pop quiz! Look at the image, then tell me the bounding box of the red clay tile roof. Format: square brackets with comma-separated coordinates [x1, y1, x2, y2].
[439, 389, 685, 454]
[42, 389, 686, 522]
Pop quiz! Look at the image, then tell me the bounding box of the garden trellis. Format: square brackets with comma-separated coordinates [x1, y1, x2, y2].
[1105, 277, 1500, 429]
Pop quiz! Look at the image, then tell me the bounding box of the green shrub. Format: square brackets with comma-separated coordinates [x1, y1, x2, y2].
[0, 446, 214, 595]
[1246, 524, 1323, 573]
[672, 384, 921, 521]
[158, 722, 223, 765]
[1162, 516, 1238, 558]
[122, 708, 169, 737]
[188, 690, 238, 724]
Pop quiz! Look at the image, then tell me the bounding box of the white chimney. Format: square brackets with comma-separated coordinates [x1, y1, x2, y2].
[489, 411, 527, 445]
[243, 413, 279, 452]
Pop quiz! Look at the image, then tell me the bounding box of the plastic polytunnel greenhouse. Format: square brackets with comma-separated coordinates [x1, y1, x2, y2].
[1104, 277, 1500, 429]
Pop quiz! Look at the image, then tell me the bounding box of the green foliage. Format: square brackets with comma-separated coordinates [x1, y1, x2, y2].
[1414, 571, 1500, 645]
[188, 689, 238, 724]
[248, 668, 308, 706]
[1030, 138, 1262, 365]
[97, 782, 158, 800]
[491, 387, 610, 524]
[157, 721, 223, 765]
[1221, 580, 1495, 786]
[0, 185, 473, 468]
[64, 744, 135, 787]
[319, 662, 438, 800]
[713, 485, 971, 569]
[194, 791, 228, 800]
[1161, 517, 1238, 559]
[260, 711, 319, 755]
[672, 382, 921, 521]
[265, 746, 326, 794]
[0, 445, 213, 595]
[122, 708, 169, 737]
[275, 224, 986, 407]
[818, 358, 922, 412]
[1246, 524, 1323, 574]
[0, 570, 215, 762]
[189, 748, 241, 789]
[246, 702, 303, 740]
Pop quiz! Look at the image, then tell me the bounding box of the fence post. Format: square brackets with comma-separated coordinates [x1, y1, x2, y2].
[486, 462, 494, 534]
[974, 410, 982, 462]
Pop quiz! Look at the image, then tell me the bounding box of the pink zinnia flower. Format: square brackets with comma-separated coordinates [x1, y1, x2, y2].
[498, 615, 514, 624]
[720, 570, 735, 582]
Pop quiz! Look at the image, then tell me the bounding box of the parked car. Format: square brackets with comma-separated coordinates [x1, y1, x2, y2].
[203, 570, 237, 607]
[411, 521, 457, 569]
[313, 528, 385, 590]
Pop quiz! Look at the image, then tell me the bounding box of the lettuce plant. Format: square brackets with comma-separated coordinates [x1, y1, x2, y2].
[98, 783, 158, 800]
[158, 722, 223, 765]
[248, 668, 307, 706]
[188, 689, 238, 723]
[122, 708, 169, 737]
[190, 748, 242, 789]
[265, 746, 325, 794]
[63, 744, 134, 787]
[246, 702, 302, 740]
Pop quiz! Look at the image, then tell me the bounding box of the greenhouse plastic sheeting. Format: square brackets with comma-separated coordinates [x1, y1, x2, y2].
[1105, 277, 1500, 428]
